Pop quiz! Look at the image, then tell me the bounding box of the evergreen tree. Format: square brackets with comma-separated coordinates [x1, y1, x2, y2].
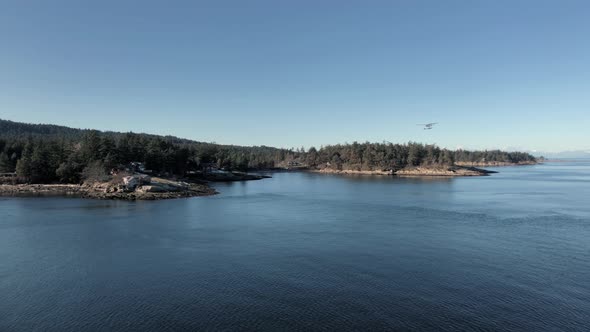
[56, 159, 82, 183]
[0, 152, 12, 172]
[0, 118, 537, 182]
[80, 130, 102, 163]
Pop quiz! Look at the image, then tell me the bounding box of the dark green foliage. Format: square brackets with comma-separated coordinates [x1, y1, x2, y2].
[313, 142, 536, 170]
[311, 142, 536, 171]
[0, 152, 12, 172]
[80, 130, 102, 163]
[56, 160, 83, 183]
[0, 119, 297, 183]
[14, 139, 62, 183]
[0, 119, 84, 139]
[81, 161, 109, 182]
[0, 119, 536, 183]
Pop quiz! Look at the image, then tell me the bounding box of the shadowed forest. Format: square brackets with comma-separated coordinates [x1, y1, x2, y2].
[0, 119, 536, 183]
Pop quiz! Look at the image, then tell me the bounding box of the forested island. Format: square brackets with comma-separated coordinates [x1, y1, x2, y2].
[0, 119, 537, 199]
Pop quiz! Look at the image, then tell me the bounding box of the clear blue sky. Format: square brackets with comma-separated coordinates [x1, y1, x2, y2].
[1, 1, 589, 152]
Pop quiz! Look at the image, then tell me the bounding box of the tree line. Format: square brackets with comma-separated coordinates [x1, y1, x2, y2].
[0, 119, 536, 183]
[303, 142, 536, 171]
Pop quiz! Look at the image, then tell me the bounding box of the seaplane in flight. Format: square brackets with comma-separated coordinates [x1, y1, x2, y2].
[417, 122, 438, 130]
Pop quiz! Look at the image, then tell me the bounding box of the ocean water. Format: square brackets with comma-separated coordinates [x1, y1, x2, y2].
[1, 162, 589, 331]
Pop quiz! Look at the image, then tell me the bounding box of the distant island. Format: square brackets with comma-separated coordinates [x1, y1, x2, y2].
[0, 119, 537, 200]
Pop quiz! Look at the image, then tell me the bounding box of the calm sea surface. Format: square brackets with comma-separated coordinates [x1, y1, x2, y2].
[1, 162, 589, 331]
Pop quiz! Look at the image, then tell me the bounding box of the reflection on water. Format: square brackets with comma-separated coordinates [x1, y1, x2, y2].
[1, 162, 589, 331]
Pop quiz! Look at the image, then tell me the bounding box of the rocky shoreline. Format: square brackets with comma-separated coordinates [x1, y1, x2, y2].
[0, 162, 532, 200]
[0, 181, 217, 201]
[0, 170, 275, 201]
[394, 166, 497, 176]
[311, 165, 498, 177]
[311, 169, 394, 175]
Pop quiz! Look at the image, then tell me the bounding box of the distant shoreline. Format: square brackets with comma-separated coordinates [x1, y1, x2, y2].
[0, 162, 538, 200]
[542, 159, 589, 163]
[306, 162, 542, 177]
[311, 166, 496, 177]
[453, 161, 538, 167]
